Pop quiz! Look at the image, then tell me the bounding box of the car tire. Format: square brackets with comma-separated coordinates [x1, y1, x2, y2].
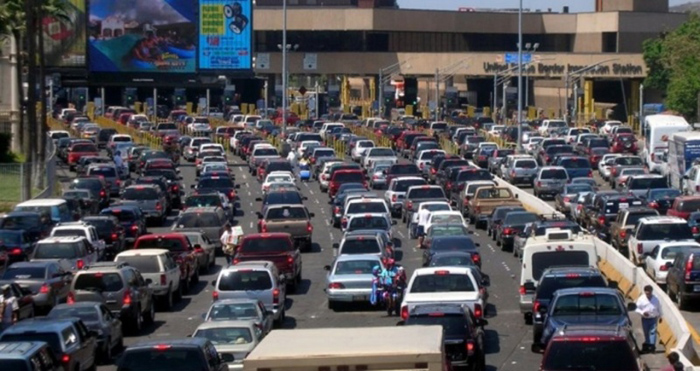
[163, 287, 174, 311]
[175, 281, 183, 301]
[101, 337, 113, 364]
[144, 300, 155, 325]
[192, 268, 200, 284]
[328, 300, 338, 311]
[274, 309, 286, 328]
[131, 307, 143, 335]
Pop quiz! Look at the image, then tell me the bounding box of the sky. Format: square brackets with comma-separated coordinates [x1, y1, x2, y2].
[397, 0, 689, 12]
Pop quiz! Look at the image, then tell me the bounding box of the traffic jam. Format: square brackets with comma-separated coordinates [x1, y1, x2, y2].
[0, 109, 694, 371]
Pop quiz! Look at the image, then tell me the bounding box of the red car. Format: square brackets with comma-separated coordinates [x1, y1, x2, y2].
[611, 133, 638, 154]
[133, 233, 200, 291]
[233, 232, 302, 291]
[588, 147, 609, 168]
[328, 169, 367, 198]
[667, 196, 700, 220]
[67, 142, 99, 171]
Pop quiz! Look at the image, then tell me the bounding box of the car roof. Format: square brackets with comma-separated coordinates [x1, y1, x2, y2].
[333, 253, 382, 263]
[553, 287, 620, 297]
[117, 249, 169, 257]
[638, 216, 688, 224]
[128, 337, 210, 350]
[6, 261, 54, 268]
[16, 199, 66, 207]
[541, 267, 601, 276]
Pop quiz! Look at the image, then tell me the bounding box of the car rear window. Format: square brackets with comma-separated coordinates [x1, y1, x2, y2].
[531, 251, 591, 281]
[136, 238, 187, 252]
[207, 302, 259, 321]
[335, 259, 377, 275]
[49, 306, 100, 322]
[333, 172, 364, 182]
[2, 266, 46, 280]
[560, 158, 590, 168]
[625, 212, 659, 227]
[267, 162, 293, 172]
[456, 170, 492, 182]
[649, 189, 682, 200]
[503, 212, 539, 225]
[72, 144, 97, 152]
[218, 270, 273, 291]
[240, 237, 293, 252]
[615, 157, 643, 166]
[340, 239, 381, 254]
[369, 148, 395, 157]
[118, 349, 205, 371]
[638, 223, 693, 240]
[266, 207, 307, 220]
[0, 333, 61, 354]
[552, 293, 622, 315]
[34, 243, 78, 259]
[543, 340, 637, 370]
[115, 256, 161, 274]
[390, 165, 420, 174]
[408, 188, 446, 199]
[52, 229, 88, 239]
[88, 167, 117, 177]
[515, 159, 538, 169]
[198, 177, 234, 188]
[348, 216, 388, 231]
[123, 188, 158, 200]
[394, 179, 427, 192]
[1, 215, 41, 229]
[540, 169, 568, 180]
[347, 202, 387, 214]
[410, 273, 475, 293]
[176, 213, 221, 228]
[74, 273, 124, 292]
[431, 238, 475, 252]
[679, 199, 700, 212]
[537, 275, 607, 300]
[101, 210, 137, 222]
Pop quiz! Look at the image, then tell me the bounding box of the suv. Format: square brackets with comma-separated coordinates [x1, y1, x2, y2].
[133, 234, 198, 293]
[171, 207, 225, 253]
[538, 325, 644, 371]
[384, 177, 427, 217]
[81, 216, 125, 259]
[50, 222, 106, 260]
[666, 250, 700, 309]
[212, 261, 287, 327]
[0, 318, 98, 371]
[0, 342, 61, 371]
[116, 338, 232, 371]
[608, 208, 659, 255]
[99, 206, 146, 244]
[627, 216, 695, 265]
[401, 303, 486, 369]
[32, 236, 98, 272]
[68, 261, 156, 335]
[587, 194, 644, 243]
[533, 166, 569, 199]
[120, 184, 168, 226]
[115, 249, 182, 311]
[234, 233, 302, 291]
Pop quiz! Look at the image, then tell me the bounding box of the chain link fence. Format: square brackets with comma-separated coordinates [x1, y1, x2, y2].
[0, 138, 57, 210]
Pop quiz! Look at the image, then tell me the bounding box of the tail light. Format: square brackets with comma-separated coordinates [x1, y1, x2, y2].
[545, 155, 550, 162]
[401, 306, 409, 320]
[160, 274, 167, 286]
[649, 202, 659, 209]
[172, 185, 178, 192]
[392, 194, 397, 203]
[475, 205, 481, 214]
[577, 204, 583, 211]
[431, 168, 436, 174]
[61, 354, 70, 364]
[519, 285, 526, 295]
[123, 289, 133, 306]
[533, 301, 541, 313]
[696, 185, 700, 193]
[619, 230, 627, 239]
[328, 282, 345, 289]
[260, 220, 268, 233]
[510, 170, 515, 178]
[99, 190, 106, 198]
[597, 216, 606, 226]
[306, 222, 313, 233]
[563, 197, 570, 203]
[637, 243, 643, 254]
[693, 226, 699, 234]
[472, 253, 481, 264]
[503, 228, 514, 235]
[478, 155, 486, 161]
[446, 182, 452, 190]
[9, 248, 22, 255]
[131, 224, 139, 232]
[660, 264, 669, 272]
[212, 291, 219, 301]
[233, 258, 240, 265]
[536, 181, 542, 187]
[341, 217, 348, 227]
[334, 206, 340, 214]
[76, 259, 84, 270]
[406, 201, 413, 211]
[39, 284, 50, 294]
[155, 202, 162, 211]
[287, 255, 294, 265]
[115, 179, 121, 186]
[474, 303, 483, 318]
[588, 170, 593, 177]
[611, 168, 618, 176]
[686, 254, 694, 280]
[273, 288, 280, 305]
[465, 340, 475, 355]
[67, 292, 75, 304]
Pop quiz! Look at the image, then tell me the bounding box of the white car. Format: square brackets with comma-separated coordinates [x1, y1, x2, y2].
[362, 147, 397, 169]
[627, 216, 696, 265]
[230, 130, 253, 152]
[50, 222, 106, 257]
[523, 137, 543, 155]
[487, 125, 505, 137]
[262, 171, 296, 193]
[598, 153, 623, 180]
[200, 143, 225, 155]
[644, 242, 700, 285]
[199, 156, 228, 173]
[298, 140, 322, 157]
[408, 201, 452, 239]
[351, 140, 376, 161]
[423, 211, 466, 234]
[600, 120, 623, 135]
[318, 160, 344, 192]
[415, 149, 446, 173]
[564, 128, 591, 144]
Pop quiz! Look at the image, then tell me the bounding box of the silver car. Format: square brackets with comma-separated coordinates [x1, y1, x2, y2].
[85, 164, 121, 197]
[324, 254, 383, 311]
[502, 157, 539, 186]
[533, 166, 569, 199]
[192, 320, 261, 370]
[368, 163, 391, 189]
[202, 298, 274, 337]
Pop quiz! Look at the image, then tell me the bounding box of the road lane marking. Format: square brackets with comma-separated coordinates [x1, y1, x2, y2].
[325, 220, 330, 226]
[309, 189, 314, 195]
[474, 232, 480, 237]
[249, 222, 253, 229]
[315, 199, 320, 204]
[249, 202, 253, 207]
[242, 174, 247, 179]
[397, 230, 405, 238]
[247, 191, 251, 196]
[487, 244, 495, 253]
[501, 261, 511, 272]
[329, 232, 334, 240]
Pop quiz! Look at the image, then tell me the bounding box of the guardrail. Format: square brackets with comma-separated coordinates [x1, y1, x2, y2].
[493, 175, 699, 370]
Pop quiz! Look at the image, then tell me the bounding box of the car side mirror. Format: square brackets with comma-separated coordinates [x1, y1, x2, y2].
[145, 279, 153, 285]
[332, 243, 339, 249]
[255, 197, 262, 202]
[665, 262, 673, 270]
[391, 220, 397, 226]
[211, 280, 217, 287]
[478, 318, 489, 326]
[523, 281, 536, 292]
[515, 194, 519, 199]
[481, 274, 490, 287]
[538, 304, 548, 314]
[324, 265, 331, 271]
[302, 196, 309, 201]
[256, 212, 263, 219]
[627, 302, 637, 311]
[220, 353, 235, 363]
[308, 212, 315, 218]
[190, 184, 196, 189]
[235, 184, 241, 189]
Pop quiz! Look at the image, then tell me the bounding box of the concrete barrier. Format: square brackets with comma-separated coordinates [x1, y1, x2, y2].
[493, 176, 699, 370]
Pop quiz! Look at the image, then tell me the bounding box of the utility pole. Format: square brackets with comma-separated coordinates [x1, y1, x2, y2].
[516, 0, 523, 151]
[378, 70, 383, 118]
[435, 68, 439, 120]
[23, 0, 38, 200]
[502, 82, 508, 125]
[281, 0, 288, 133]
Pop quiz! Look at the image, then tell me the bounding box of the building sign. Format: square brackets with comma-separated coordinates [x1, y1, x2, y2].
[303, 53, 317, 70]
[87, 0, 197, 73]
[257, 53, 270, 69]
[482, 62, 644, 76]
[44, 0, 86, 67]
[199, 0, 253, 70]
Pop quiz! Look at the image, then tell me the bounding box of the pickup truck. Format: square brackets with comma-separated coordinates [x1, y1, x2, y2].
[608, 207, 659, 255]
[400, 267, 486, 322]
[467, 186, 521, 229]
[234, 232, 302, 291]
[401, 185, 449, 224]
[257, 204, 315, 252]
[133, 233, 199, 292]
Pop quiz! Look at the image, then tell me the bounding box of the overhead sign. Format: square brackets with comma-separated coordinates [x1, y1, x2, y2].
[199, 0, 253, 70]
[303, 53, 317, 70]
[505, 53, 532, 64]
[256, 53, 270, 70]
[87, 0, 197, 73]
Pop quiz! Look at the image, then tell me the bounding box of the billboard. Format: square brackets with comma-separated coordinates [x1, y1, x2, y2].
[87, 0, 197, 73]
[43, 0, 86, 67]
[199, 0, 252, 70]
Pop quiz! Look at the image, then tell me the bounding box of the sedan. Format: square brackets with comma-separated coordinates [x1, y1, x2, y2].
[644, 242, 700, 286]
[48, 302, 123, 362]
[0, 261, 72, 312]
[192, 320, 262, 366]
[554, 184, 595, 215]
[324, 254, 383, 311]
[202, 298, 274, 335]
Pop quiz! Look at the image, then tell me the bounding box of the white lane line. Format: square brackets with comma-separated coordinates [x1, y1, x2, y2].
[249, 222, 253, 229]
[325, 220, 330, 226]
[242, 174, 247, 180]
[315, 199, 320, 204]
[487, 244, 495, 253]
[247, 191, 251, 196]
[474, 232, 480, 237]
[249, 202, 253, 207]
[329, 232, 334, 241]
[501, 261, 511, 272]
[397, 230, 405, 238]
[309, 189, 314, 195]
[320, 209, 326, 214]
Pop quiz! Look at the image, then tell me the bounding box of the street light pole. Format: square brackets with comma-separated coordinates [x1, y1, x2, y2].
[435, 68, 440, 120]
[281, 0, 287, 133]
[502, 82, 508, 124]
[517, 0, 523, 151]
[378, 69, 383, 118]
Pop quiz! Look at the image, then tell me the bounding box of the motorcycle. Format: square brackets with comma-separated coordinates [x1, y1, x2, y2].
[382, 281, 404, 316]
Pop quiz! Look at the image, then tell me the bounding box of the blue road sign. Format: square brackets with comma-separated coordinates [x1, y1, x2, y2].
[505, 53, 532, 64]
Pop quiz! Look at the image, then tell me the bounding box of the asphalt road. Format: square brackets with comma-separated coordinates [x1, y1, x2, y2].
[53, 147, 671, 371]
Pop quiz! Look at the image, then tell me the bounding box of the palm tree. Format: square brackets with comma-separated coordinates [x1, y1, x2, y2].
[0, 0, 27, 152]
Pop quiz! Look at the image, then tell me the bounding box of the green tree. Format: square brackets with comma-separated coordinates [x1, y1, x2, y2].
[642, 37, 669, 91]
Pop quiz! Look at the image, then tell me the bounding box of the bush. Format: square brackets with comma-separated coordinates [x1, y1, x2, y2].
[0, 133, 15, 163]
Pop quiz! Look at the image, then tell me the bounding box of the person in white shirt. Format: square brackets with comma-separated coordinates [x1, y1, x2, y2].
[416, 207, 432, 248]
[636, 285, 662, 354]
[220, 224, 236, 267]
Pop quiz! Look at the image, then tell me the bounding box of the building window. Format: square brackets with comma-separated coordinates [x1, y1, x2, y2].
[367, 32, 389, 52]
[602, 32, 617, 53]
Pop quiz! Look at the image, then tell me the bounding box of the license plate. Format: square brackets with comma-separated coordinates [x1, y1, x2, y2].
[694, 286, 700, 293]
[353, 295, 367, 301]
[620, 203, 629, 209]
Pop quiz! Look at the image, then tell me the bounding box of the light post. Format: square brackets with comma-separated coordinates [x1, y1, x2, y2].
[517, 0, 523, 151]
[524, 42, 539, 108]
[278, 41, 299, 133]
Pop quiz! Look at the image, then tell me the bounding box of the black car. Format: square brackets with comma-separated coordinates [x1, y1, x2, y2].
[62, 189, 100, 216]
[486, 206, 526, 241]
[495, 211, 539, 252]
[447, 168, 493, 206]
[589, 194, 643, 242]
[82, 216, 125, 257]
[142, 169, 184, 208]
[69, 177, 110, 209]
[99, 206, 146, 244]
[0, 229, 35, 263]
[643, 187, 682, 215]
[0, 212, 53, 242]
[401, 303, 486, 369]
[422, 235, 480, 267]
[116, 338, 232, 371]
[193, 174, 238, 202]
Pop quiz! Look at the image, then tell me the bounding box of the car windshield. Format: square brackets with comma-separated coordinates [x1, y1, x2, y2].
[207, 302, 259, 321]
[1, 266, 46, 280]
[74, 273, 124, 292]
[369, 149, 395, 157]
[118, 348, 206, 371]
[198, 178, 234, 188]
[266, 207, 307, 219]
[638, 223, 693, 240]
[0, 333, 61, 353]
[340, 239, 380, 254]
[218, 270, 272, 291]
[347, 202, 387, 214]
[430, 254, 476, 267]
[408, 188, 445, 199]
[503, 212, 539, 225]
[115, 256, 161, 274]
[34, 243, 78, 259]
[541, 169, 568, 180]
[537, 275, 607, 299]
[240, 237, 293, 252]
[552, 293, 622, 315]
[410, 273, 475, 293]
[176, 213, 221, 228]
[542, 340, 637, 371]
[406, 314, 468, 337]
[194, 327, 253, 345]
[429, 226, 469, 237]
[49, 306, 99, 322]
[560, 158, 590, 168]
[335, 259, 377, 275]
[394, 180, 427, 192]
[421, 204, 451, 213]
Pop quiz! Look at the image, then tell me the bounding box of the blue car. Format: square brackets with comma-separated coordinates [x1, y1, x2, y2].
[554, 156, 592, 179]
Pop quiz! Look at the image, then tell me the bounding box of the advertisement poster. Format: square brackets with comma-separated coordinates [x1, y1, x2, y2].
[43, 0, 86, 67]
[199, 0, 252, 70]
[87, 0, 197, 73]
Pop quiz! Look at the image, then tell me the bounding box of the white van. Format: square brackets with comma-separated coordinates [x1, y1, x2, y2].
[518, 229, 598, 323]
[14, 199, 73, 223]
[642, 114, 691, 170]
[319, 123, 345, 141]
